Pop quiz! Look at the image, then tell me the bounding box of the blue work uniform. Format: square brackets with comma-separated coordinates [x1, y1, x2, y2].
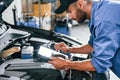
[89, 0, 120, 78]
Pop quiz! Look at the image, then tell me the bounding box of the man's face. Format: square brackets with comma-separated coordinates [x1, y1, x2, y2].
[67, 3, 87, 23]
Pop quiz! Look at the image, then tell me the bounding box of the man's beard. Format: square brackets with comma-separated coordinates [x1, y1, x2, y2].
[76, 9, 87, 23]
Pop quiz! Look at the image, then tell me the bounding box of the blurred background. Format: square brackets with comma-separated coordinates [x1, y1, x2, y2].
[1, 0, 120, 80]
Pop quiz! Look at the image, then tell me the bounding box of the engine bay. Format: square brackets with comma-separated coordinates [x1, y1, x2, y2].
[0, 23, 68, 80]
[0, 19, 89, 80]
[0, 19, 92, 80]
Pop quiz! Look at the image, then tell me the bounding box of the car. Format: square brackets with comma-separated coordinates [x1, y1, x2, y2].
[0, 0, 91, 80]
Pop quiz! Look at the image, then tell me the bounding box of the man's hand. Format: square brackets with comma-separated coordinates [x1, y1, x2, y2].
[49, 57, 69, 70]
[54, 42, 69, 53]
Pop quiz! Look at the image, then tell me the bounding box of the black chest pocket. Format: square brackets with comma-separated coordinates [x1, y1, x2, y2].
[90, 25, 96, 38]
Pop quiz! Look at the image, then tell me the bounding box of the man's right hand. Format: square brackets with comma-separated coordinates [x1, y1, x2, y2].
[54, 42, 69, 53]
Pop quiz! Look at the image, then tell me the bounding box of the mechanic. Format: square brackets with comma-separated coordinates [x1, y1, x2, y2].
[49, 0, 120, 79]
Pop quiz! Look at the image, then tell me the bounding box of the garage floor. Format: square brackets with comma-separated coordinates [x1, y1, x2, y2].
[70, 22, 120, 80]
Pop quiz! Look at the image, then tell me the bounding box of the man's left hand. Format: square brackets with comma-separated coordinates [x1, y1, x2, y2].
[49, 57, 69, 70]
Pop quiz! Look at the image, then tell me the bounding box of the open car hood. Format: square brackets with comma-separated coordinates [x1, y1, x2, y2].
[0, 0, 13, 14]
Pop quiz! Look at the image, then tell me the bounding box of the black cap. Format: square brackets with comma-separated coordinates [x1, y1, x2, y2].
[55, 0, 76, 14]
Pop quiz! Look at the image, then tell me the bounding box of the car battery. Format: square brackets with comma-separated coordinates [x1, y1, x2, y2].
[21, 46, 33, 59]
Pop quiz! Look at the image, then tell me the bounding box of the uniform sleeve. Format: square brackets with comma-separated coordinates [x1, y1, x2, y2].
[91, 21, 120, 73]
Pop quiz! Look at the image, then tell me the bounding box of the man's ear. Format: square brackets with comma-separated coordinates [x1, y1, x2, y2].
[76, 0, 84, 9]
